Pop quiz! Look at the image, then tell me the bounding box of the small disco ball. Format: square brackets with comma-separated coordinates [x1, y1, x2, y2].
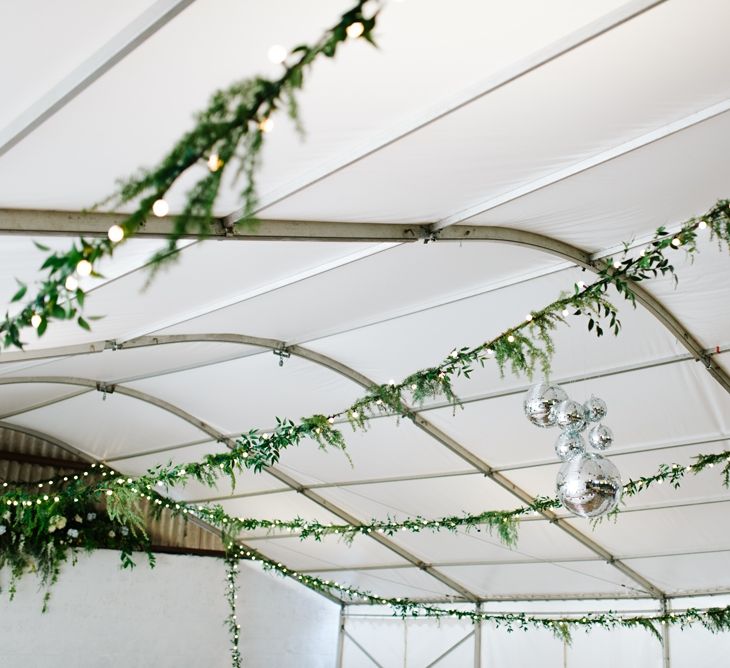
[523, 383, 568, 428]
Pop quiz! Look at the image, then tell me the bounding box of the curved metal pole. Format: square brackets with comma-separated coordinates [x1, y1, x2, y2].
[0, 374, 478, 601]
[436, 225, 730, 394]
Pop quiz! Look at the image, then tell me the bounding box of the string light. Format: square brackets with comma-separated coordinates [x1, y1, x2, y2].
[267, 44, 287, 64]
[698, 220, 708, 230]
[30, 313, 42, 329]
[107, 224, 124, 243]
[346, 22, 365, 38]
[671, 237, 681, 247]
[207, 153, 223, 172]
[64, 275, 79, 292]
[152, 199, 169, 217]
[258, 117, 274, 133]
[76, 260, 92, 277]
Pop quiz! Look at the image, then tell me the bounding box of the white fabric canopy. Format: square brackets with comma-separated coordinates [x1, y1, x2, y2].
[1, 0, 729, 605]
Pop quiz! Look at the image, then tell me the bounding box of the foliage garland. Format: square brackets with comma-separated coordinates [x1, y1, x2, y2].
[0, 0, 380, 349]
[115, 200, 730, 488]
[2, 442, 730, 657]
[224, 557, 242, 668]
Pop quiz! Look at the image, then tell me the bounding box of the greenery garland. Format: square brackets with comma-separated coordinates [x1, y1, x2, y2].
[2, 446, 729, 659]
[234, 542, 730, 644]
[0, 0, 379, 349]
[225, 557, 242, 668]
[105, 200, 730, 489]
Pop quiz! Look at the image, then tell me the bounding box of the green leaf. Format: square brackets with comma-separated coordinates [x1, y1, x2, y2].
[33, 240, 51, 252]
[11, 281, 27, 303]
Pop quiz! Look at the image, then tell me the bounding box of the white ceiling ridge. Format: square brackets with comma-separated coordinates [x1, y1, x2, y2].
[434, 98, 730, 230]
[301, 547, 730, 573]
[117, 242, 398, 341]
[0, 0, 196, 159]
[227, 0, 667, 222]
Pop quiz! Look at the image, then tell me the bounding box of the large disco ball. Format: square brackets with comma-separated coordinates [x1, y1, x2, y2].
[523, 383, 568, 428]
[583, 396, 608, 423]
[587, 423, 614, 451]
[554, 399, 587, 433]
[556, 452, 622, 518]
[554, 431, 585, 461]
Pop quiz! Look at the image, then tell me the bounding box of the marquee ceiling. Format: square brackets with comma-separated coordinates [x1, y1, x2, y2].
[1, 0, 729, 605]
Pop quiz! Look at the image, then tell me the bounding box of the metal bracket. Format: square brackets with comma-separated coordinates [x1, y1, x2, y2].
[419, 225, 440, 244]
[95, 382, 115, 400]
[273, 348, 291, 367]
[220, 217, 236, 238]
[104, 339, 121, 351]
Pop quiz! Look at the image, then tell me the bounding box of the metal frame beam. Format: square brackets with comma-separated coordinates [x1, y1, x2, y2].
[0, 212, 725, 399]
[0, 0, 196, 158]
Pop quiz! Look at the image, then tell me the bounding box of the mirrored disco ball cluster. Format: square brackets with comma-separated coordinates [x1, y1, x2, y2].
[523, 383, 621, 518]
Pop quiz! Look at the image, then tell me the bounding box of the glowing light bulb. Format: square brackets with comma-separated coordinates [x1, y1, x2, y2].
[76, 259, 92, 277]
[152, 198, 169, 217]
[671, 237, 681, 247]
[31, 313, 42, 328]
[507, 335, 515, 343]
[65, 275, 79, 291]
[562, 308, 569, 316]
[259, 117, 274, 133]
[207, 152, 222, 172]
[698, 220, 708, 230]
[267, 44, 287, 64]
[526, 314, 532, 321]
[346, 22, 365, 38]
[107, 224, 124, 243]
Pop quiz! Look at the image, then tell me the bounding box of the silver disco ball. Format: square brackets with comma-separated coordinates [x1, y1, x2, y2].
[554, 399, 587, 433]
[587, 423, 614, 451]
[583, 395, 608, 423]
[554, 431, 585, 461]
[556, 452, 622, 518]
[523, 383, 568, 428]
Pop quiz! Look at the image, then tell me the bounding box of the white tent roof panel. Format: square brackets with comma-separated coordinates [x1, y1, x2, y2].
[112, 441, 289, 500]
[307, 567, 461, 600]
[275, 418, 471, 486]
[260, 0, 730, 224]
[468, 108, 730, 250]
[0, 383, 83, 419]
[0, 0, 155, 128]
[439, 560, 642, 598]
[1, 341, 264, 385]
[372, 521, 598, 565]
[4, 391, 204, 459]
[245, 535, 410, 573]
[127, 352, 363, 434]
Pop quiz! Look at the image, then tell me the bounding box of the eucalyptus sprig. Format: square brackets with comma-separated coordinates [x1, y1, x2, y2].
[0, 0, 380, 349]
